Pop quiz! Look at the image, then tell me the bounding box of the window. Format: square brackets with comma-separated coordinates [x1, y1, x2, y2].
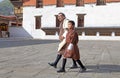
[96, 0, 106, 5]
[56, 0, 64, 7]
[76, 0, 84, 6]
[77, 14, 86, 27]
[14, 6, 23, 14]
[0, 23, 8, 31]
[55, 15, 60, 27]
[35, 16, 42, 29]
[36, 0, 43, 8]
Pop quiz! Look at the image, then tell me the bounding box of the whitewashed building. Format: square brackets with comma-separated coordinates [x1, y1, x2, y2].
[10, 0, 120, 39]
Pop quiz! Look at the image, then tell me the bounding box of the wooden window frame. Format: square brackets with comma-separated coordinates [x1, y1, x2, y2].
[77, 14, 86, 27]
[35, 16, 42, 29]
[96, 0, 106, 5]
[0, 23, 8, 31]
[14, 6, 23, 14]
[36, 0, 43, 8]
[76, 0, 84, 6]
[55, 15, 60, 27]
[56, 0, 64, 7]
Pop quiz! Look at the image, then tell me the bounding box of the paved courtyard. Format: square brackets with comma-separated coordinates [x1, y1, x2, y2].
[0, 38, 120, 78]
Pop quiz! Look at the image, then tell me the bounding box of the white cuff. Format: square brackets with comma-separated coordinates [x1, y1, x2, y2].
[67, 43, 73, 50]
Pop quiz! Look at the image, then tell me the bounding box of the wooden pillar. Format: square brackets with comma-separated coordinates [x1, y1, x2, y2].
[76, 0, 84, 6]
[77, 14, 86, 27]
[16, 17, 19, 27]
[57, 0, 64, 7]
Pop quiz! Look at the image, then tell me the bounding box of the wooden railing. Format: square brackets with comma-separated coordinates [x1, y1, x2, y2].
[42, 27, 120, 36]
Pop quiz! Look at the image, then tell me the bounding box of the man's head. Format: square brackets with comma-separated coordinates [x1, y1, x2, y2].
[58, 12, 66, 22]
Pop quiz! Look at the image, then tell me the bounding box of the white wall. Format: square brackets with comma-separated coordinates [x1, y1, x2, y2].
[23, 5, 85, 38]
[85, 2, 120, 27]
[23, 5, 85, 28]
[23, 7, 45, 38]
[23, 2, 120, 38]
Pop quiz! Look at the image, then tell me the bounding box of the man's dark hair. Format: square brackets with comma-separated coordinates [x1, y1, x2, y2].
[68, 20, 75, 26]
[58, 12, 66, 17]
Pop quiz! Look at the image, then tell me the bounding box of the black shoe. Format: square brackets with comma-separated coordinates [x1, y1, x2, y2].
[57, 59, 66, 73]
[57, 68, 65, 73]
[48, 63, 57, 68]
[80, 67, 86, 73]
[70, 65, 78, 69]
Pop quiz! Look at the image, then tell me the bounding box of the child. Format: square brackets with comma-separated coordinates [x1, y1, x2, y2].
[57, 20, 86, 73]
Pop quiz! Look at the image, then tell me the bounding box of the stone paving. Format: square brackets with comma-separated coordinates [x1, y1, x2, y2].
[0, 38, 120, 78]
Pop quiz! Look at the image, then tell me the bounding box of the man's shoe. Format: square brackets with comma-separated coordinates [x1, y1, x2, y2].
[48, 63, 57, 68]
[57, 68, 65, 73]
[80, 68, 86, 73]
[70, 65, 78, 69]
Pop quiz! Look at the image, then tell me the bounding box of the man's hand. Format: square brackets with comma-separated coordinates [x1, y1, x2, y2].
[59, 36, 64, 41]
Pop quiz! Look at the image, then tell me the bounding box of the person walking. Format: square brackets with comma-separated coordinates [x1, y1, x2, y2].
[57, 20, 86, 73]
[48, 13, 78, 69]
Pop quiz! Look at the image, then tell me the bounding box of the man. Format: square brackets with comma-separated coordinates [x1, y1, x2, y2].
[48, 13, 78, 68]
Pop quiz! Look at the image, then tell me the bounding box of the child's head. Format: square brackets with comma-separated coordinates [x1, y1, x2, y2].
[68, 20, 75, 29]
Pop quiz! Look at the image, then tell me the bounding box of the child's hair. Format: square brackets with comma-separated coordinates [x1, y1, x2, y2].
[68, 20, 75, 27]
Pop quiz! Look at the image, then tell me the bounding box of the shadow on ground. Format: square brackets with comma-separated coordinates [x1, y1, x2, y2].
[0, 39, 59, 48]
[65, 64, 120, 73]
[85, 64, 120, 73]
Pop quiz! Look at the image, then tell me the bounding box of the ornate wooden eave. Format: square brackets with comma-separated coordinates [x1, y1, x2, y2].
[0, 15, 16, 21]
[10, 0, 23, 7]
